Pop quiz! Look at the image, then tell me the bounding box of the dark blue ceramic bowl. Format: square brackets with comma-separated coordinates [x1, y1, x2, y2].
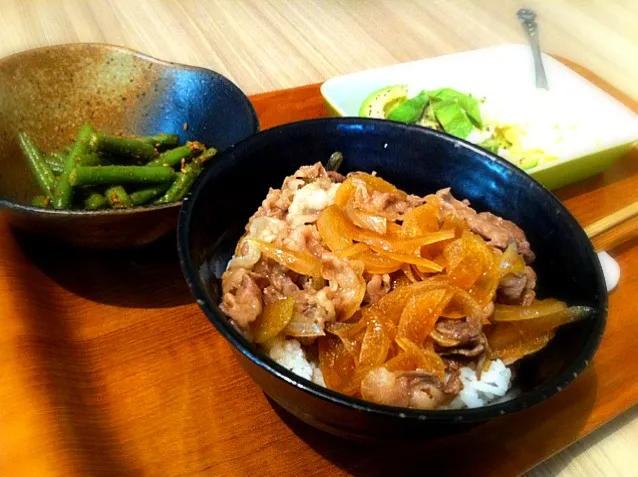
[0, 44, 258, 248]
[177, 118, 607, 440]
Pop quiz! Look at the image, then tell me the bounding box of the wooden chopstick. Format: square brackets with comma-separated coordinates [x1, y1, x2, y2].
[584, 201, 638, 239]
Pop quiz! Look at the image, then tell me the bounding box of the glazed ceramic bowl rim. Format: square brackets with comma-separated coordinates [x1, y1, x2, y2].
[178, 117, 607, 424]
[0, 42, 260, 217]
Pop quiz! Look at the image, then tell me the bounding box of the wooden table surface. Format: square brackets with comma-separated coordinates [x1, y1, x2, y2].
[1, 1, 637, 476]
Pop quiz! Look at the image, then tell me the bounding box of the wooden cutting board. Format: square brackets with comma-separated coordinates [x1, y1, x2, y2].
[1, 59, 637, 477]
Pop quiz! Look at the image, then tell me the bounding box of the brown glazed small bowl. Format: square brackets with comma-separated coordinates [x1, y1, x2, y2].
[0, 43, 258, 249]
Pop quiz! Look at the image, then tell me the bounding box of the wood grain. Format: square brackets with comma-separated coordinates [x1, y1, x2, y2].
[585, 201, 638, 241]
[0, 0, 637, 103]
[1, 1, 638, 476]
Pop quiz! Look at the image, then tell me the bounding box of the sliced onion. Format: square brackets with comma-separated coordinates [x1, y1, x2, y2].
[356, 251, 402, 274]
[316, 205, 355, 252]
[283, 313, 325, 338]
[345, 204, 388, 234]
[327, 319, 368, 339]
[333, 177, 358, 208]
[499, 241, 526, 275]
[359, 230, 454, 255]
[229, 239, 261, 269]
[401, 199, 441, 236]
[355, 173, 407, 198]
[369, 245, 443, 272]
[336, 242, 369, 259]
[384, 351, 416, 372]
[359, 321, 391, 367]
[402, 264, 419, 283]
[327, 321, 365, 360]
[318, 335, 357, 394]
[395, 336, 445, 380]
[339, 269, 367, 321]
[487, 326, 555, 365]
[252, 297, 294, 343]
[386, 222, 404, 236]
[492, 299, 567, 322]
[250, 239, 322, 277]
[397, 288, 453, 344]
[430, 330, 462, 347]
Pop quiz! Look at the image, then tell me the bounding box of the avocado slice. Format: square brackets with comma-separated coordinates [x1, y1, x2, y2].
[359, 85, 409, 118]
[388, 91, 429, 124]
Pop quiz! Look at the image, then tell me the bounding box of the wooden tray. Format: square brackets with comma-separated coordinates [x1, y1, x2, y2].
[1, 59, 638, 477]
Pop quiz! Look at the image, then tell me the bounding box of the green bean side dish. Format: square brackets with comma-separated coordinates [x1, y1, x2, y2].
[17, 124, 217, 210]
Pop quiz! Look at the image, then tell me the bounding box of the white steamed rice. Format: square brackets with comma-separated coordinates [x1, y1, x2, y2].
[264, 336, 513, 409]
[445, 359, 512, 409]
[263, 336, 326, 387]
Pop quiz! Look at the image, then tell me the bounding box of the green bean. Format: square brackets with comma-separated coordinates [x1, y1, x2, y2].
[30, 124, 214, 210]
[77, 153, 103, 167]
[31, 195, 51, 208]
[84, 192, 108, 210]
[326, 151, 344, 172]
[146, 141, 205, 167]
[44, 152, 66, 175]
[154, 170, 197, 204]
[143, 133, 179, 149]
[105, 186, 132, 209]
[155, 148, 216, 204]
[195, 147, 218, 166]
[69, 165, 176, 186]
[47, 152, 99, 174]
[90, 133, 157, 161]
[53, 124, 95, 209]
[17, 132, 57, 197]
[129, 184, 170, 206]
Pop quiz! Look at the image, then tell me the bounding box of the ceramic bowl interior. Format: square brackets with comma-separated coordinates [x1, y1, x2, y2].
[0, 43, 258, 248]
[178, 118, 607, 439]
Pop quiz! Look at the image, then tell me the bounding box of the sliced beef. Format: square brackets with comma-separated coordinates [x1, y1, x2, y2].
[321, 254, 365, 318]
[348, 176, 425, 220]
[250, 163, 332, 221]
[442, 359, 463, 395]
[497, 266, 537, 306]
[408, 381, 447, 410]
[440, 343, 485, 358]
[433, 316, 482, 347]
[361, 368, 451, 410]
[282, 224, 326, 258]
[295, 163, 331, 181]
[292, 288, 336, 331]
[436, 188, 535, 263]
[360, 367, 411, 408]
[327, 170, 346, 182]
[473, 212, 535, 263]
[403, 361, 463, 409]
[370, 191, 410, 216]
[246, 216, 288, 242]
[264, 262, 300, 296]
[479, 302, 495, 322]
[253, 188, 288, 220]
[406, 194, 427, 209]
[252, 259, 300, 305]
[262, 286, 284, 306]
[365, 273, 391, 304]
[220, 268, 263, 328]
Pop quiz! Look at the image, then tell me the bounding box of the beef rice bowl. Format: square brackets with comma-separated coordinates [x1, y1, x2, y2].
[219, 159, 591, 411]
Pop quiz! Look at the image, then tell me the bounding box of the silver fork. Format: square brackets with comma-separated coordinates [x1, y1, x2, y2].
[517, 8, 549, 90]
